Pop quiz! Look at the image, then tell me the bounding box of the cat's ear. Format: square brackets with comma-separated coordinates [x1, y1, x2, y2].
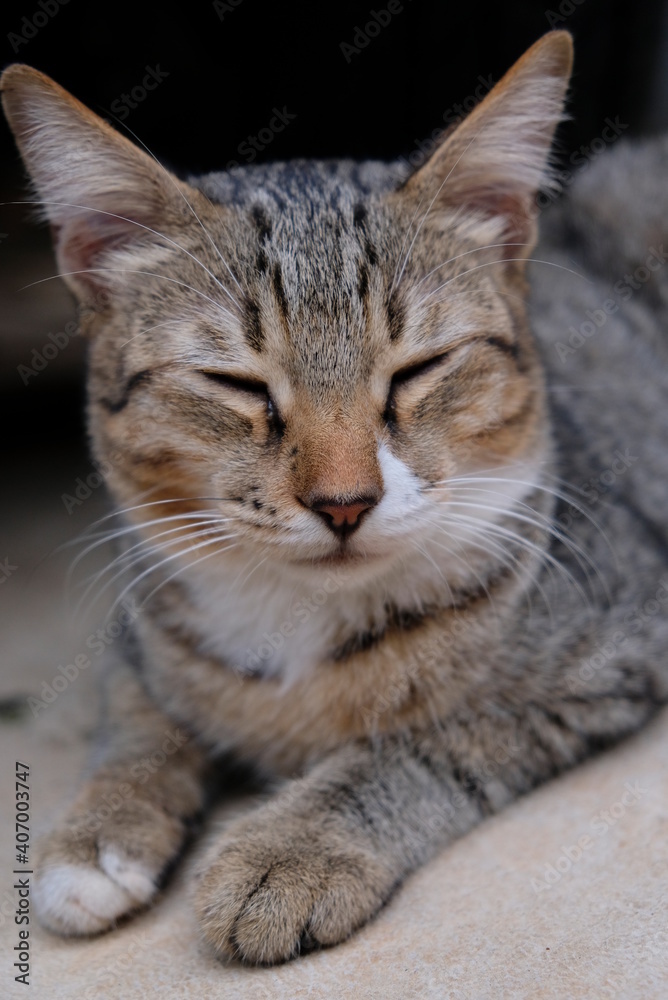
[1, 64, 195, 303]
[397, 31, 573, 256]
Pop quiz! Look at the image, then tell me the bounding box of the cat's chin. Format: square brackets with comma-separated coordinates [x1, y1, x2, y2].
[289, 549, 391, 571]
[282, 547, 401, 588]
[292, 552, 368, 566]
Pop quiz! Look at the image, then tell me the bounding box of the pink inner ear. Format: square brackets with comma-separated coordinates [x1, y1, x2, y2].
[465, 188, 536, 253]
[55, 211, 151, 296]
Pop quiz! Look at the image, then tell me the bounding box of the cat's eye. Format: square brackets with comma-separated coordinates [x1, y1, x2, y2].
[391, 352, 452, 387]
[384, 351, 452, 425]
[198, 370, 284, 434]
[199, 370, 268, 396]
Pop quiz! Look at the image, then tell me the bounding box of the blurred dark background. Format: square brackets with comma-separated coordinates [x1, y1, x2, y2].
[1, 0, 668, 506]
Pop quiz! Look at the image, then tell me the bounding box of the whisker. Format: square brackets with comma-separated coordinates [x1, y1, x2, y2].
[12, 198, 241, 320]
[437, 496, 600, 586]
[413, 509, 556, 625]
[421, 257, 588, 304]
[413, 540, 457, 605]
[67, 510, 228, 585]
[393, 130, 484, 292]
[119, 319, 181, 349]
[73, 516, 228, 590]
[105, 529, 237, 621]
[76, 524, 234, 621]
[441, 478, 617, 572]
[141, 539, 241, 609]
[415, 507, 532, 594]
[69, 495, 236, 538]
[390, 190, 428, 295]
[414, 530, 499, 613]
[223, 550, 272, 600]
[73, 509, 228, 549]
[431, 474, 614, 550]
[438, 510, 593, 608]
[98, 120, 246, 307]
[21, 265, 238, 327]
[413, 242, 532, 289]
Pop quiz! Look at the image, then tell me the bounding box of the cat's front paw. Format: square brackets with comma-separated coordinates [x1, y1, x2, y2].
[193, 816, 395, 964]
[34, 794, 188, 935]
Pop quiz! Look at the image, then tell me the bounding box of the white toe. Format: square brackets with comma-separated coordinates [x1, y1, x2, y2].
[34, 862, 143, 935]
[99, 848, 156, 902]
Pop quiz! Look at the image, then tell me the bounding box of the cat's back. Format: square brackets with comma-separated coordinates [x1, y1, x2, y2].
[531, 134, 668, 537]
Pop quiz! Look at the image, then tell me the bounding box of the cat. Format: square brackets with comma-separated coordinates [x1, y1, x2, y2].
[3, 29, 668, 965]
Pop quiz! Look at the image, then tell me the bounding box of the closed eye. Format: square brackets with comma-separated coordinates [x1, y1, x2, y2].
[384, 351, 452, 419]
[198, 370, 269, 396]
[390, 351, 452, 388]
[198, 370, 284, 435]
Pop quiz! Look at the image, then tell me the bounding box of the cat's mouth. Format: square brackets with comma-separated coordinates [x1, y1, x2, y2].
[292, 549, 383, 569]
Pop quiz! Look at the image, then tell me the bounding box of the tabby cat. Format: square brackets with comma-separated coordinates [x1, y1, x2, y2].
[3, 31, 668, 964]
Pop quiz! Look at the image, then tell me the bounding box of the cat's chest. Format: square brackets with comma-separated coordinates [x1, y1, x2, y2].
[181, 558, 378, 683]
[140, 595, 481, 775]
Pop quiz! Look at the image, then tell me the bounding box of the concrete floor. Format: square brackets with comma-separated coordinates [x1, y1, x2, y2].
[1, 462, 667, 999]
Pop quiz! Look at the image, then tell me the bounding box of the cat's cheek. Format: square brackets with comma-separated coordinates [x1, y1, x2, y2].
[382, 426, 456, 490]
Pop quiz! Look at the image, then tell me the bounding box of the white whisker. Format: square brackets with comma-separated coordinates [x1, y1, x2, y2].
[98, 121, 246, 307]
[119, 319, 181, 349]
[421, 257, 588, 304]
[106, 529, 237, 621]
[67, 510, 228, 585]
[438, 510, 593, 608]
[75, 517, 229, 589]
[393, 130, 484, 292]
[436, 497, 577, 566]
[413, 509, 556, 625]
[141, 539, 241, 609]
[13, 198, 242, 319]
[22, 266, 238, 327]
[413, 242, 532, 289]
[76, 524, 235, 621]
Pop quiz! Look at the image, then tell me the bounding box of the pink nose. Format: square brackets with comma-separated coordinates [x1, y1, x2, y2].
[306, 496, 378, 537]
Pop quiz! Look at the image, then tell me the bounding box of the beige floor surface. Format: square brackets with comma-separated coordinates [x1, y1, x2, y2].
[1, 470, 667, 1000]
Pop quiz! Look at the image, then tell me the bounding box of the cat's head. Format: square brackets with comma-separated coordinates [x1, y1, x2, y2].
[2, 33, 572, 596]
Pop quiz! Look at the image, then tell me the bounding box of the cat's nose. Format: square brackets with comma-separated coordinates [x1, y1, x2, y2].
[307, 495, 379, 537]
